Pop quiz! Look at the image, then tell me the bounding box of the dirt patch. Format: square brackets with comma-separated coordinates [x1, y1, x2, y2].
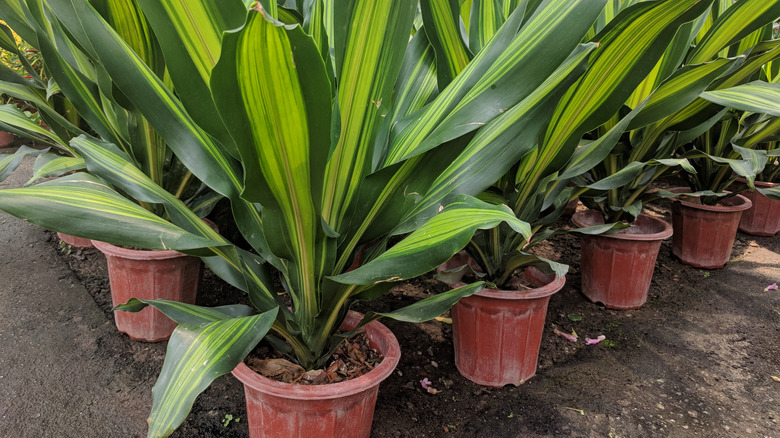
[48, 197, 780, 437]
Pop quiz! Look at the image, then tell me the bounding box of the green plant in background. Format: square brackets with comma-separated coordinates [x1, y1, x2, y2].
[572, 0, 780, 221]
[0, 0, 767, 436]
[448, 0, 720, 286]
[692, 80, 780, 198]
[0, 2, 211, 215]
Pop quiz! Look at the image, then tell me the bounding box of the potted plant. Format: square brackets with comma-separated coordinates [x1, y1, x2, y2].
[0, 0, 765, 436]
[664, 80, 780, 267]
[572, 0, 780, 298]
[0, 0, 556, 435]
[697, 81, 780, 236]
[0, 6, 220, 341]
[434, 0, 718, 385]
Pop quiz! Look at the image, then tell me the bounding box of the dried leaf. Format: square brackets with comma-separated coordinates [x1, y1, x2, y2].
[247, 358, 305, 383]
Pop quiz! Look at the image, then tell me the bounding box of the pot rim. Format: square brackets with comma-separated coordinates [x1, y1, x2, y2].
[453, 268, 566, 301]
[231, 311, 401, 401]
[734, 177, 778, 189]
[92, 218, 217, 260]
[92, 239, 187, 260]
[667, 187, 752, 213]
[572, 210, 673, 242]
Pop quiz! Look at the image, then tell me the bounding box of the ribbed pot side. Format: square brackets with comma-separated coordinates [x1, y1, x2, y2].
[231, 311, 401, 438]
[92, 240, 202, 342]
[572, 210, 673, 310]
[735, 179, 780, 237]
[0, 131, 14, 148]
[451, 267, 565, 388]
[669, 189, 752, 269]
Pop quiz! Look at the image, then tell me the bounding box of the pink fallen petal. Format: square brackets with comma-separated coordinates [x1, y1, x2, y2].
[420, 377, 431, 390]
[554, 328, 578, 342]
[586, 335, 606, 345]
[764, 283, 778, 292]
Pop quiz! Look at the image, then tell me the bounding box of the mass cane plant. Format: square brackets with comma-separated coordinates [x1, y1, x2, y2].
[690, 80, 780, 200]
[573, 0, 780, 221]
[0, 1, 211, 214]
[0, 0, 742, 436]
[444, 0, 724, 287]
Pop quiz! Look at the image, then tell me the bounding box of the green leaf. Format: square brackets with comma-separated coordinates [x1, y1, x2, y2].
[331, 195, 530, 285]
[0, 104, 68, 148]
[0, 173, 223, 252]
[421, 0, 471, 86]
[45, 0, 245, 200]
[687, 0, 780, 64]
[27, 154, 85, 185]
[0, 145, 48, 182]
[700, 81, 780, 117]
[628, 57, 742, 130]
[145, 308, 278, 438]
[467, 0, 506, 54]
[113, 298, 255, 323]
[370, 281, 484, 323]
[323, 0, 417, 230]
[558, 96, 649, 180]
[135, 0, 245, 155]
[385, 0, 606, 165]
[212, 9, 332, 321]
[544, 0, 715, 160]
[402, 42, 596, 226]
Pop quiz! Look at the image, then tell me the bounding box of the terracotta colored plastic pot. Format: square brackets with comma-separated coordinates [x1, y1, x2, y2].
[669, 188, 752, 269]
[572, 210, 672, 310]
[232, 311, 400, 438]
[57, 232, 94, 249]
[734, 179, 780, 237]
[443, 260, 564, 388]
[92, 240, 203, 342]
[0, 131, 14, 148]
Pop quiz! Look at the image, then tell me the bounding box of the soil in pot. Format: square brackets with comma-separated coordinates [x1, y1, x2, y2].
[734, 179, 780, 237]
[232, 311, 400, 438]
[669, 189, 752, 269]
[92, 240, 204, 342]
[572, 210, 673, 310]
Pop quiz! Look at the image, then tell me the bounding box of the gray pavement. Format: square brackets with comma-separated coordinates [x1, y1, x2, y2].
[0, 155, 150, 438]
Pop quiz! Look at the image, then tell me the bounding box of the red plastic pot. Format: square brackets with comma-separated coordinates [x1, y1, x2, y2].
[0, 131, 14, 148]
[92, 240, 203, 342]
[232, 311, 400, 438]
[669, 188, 752, 269]
[734, 179, 780, 237]
[57, 232, 94, 248]
[572, 210, 672, 310]
[441, 258, 564, 388]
